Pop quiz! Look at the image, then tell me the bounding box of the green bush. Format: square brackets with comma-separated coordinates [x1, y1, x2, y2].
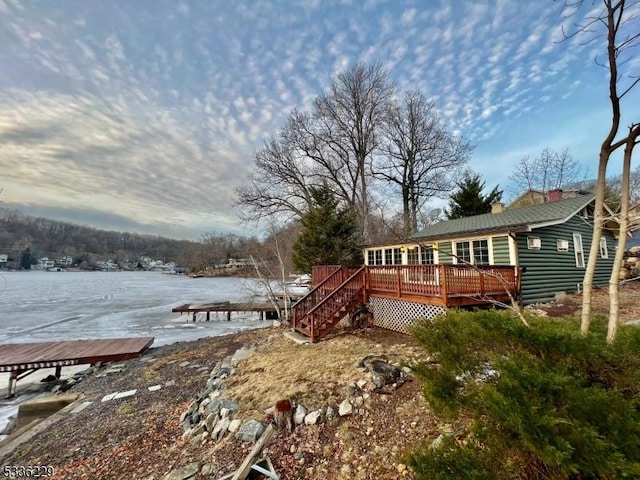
[407, 310, 640, 479]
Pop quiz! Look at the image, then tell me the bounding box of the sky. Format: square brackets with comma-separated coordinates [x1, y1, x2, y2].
[1, 0, 639, 241]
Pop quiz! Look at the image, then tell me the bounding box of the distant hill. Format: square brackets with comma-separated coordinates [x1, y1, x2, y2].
[0, 208, 197, 267]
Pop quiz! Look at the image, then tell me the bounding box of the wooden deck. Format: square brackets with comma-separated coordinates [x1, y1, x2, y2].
[313, 264, 520, 307]
[0, 337, 154, 396]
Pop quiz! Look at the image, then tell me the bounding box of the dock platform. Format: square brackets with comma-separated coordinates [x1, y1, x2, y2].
[172, 301, 286, 321]
[0, 337, 154, 396]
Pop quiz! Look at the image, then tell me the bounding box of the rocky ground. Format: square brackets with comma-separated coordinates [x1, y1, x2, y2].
[2, 282, 639, 480]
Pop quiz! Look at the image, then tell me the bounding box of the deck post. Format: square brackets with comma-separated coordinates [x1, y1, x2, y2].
[55, 365, 62, 379]
[440, 265, 448, 305]
[227, 311, 231, 321]
[7, 371, 16, 398]
[396, 267, 401, 298]
[192, 312, 196, 322]
[206, 311, 210, 321]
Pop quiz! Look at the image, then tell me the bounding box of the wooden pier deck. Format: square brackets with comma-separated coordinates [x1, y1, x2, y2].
[172, 301, 287, 321]
[0, 337, 154, 396]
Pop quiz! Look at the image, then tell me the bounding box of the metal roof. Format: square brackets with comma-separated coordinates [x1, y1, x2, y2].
[411, 194, 596, 241]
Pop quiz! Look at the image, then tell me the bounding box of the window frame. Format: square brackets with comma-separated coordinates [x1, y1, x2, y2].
[472, 239, 490, 265]
[599, 237, 608, 259]
[527, 236, 541, 250]
[455, 241, 471, 264]
[556, 239, 569, 252]
[573, 233, 585, 268]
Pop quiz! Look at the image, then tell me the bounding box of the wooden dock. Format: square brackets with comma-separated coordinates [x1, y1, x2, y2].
[172, 301, 286, 322]
[0, 337, 154, 396]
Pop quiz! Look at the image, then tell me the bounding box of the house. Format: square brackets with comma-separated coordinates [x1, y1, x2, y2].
[0, 254, 7, 264]
[293, 192, 617, 342]
[37, 257, 55, 270]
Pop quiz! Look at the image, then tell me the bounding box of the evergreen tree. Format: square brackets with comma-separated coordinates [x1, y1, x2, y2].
[446, 172, 503, 219]
[292, 186, 362, 273]
[19, 247, 32, 270]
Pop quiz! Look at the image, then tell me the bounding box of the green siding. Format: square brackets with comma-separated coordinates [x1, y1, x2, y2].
[492, 236, 510, 265]
[438, 241, 453, 264]
[517, 216, 615, 305]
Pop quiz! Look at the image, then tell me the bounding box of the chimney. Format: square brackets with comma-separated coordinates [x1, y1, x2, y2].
[491, 202, 505, 213]
[547, 189, 563, 202]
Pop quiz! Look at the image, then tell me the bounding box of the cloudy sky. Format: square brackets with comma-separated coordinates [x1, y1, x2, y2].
[1, 0, 639, 240]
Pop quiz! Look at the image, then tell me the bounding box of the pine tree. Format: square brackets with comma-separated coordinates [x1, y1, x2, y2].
[19, 247, 32, 270]
[292, 186, 362, 273]
[446, 172, 502, 219]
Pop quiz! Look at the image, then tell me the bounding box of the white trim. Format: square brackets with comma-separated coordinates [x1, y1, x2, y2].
[599, 237, 608, 259]
[573, 233, 585, 268]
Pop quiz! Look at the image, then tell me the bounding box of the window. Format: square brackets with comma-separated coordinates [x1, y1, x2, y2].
[556, 239, 569, 252]
[374, 249, 383, 265]
[367, 251, 374, 265]
[600, 238, 608, 259]
[393, 248, 403, 264]
[407, 247, 419, 265]
[573, 233, 585, 268]
[472, 240, 490, 264]
[455, 241, 471, 264]
[421, 246, 434, 264]
[527, 236, 541, 250]
[384, 248, 393, 265]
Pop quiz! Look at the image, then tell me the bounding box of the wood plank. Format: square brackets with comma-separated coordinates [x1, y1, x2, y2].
[0, 337, 154, 372]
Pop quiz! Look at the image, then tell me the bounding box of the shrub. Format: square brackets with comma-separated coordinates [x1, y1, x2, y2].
[406, 310, 640, 479]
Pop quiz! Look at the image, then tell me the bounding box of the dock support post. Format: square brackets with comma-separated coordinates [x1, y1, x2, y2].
[55, 366, 62, 379]
[227, 311, 231, 321]
[206, 311, 210, 322]
[7, 371, 17, 398]
[192, 312, 197, 322]
[260, 311, 264, 321]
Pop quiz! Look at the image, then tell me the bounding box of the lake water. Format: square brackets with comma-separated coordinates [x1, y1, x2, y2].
[0, 270, 270, 438]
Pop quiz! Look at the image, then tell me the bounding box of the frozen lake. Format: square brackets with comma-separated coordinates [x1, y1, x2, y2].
[0, 270, 270, 437]
[0, 270, 269, 346]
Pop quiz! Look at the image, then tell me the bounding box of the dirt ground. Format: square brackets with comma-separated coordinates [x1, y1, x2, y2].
[2, 281, 638, 479]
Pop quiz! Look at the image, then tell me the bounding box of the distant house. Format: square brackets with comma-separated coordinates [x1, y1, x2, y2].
[0, 254, 7, 264]
[38, 257, 55, 270]
[292, 192, 618, 342]
[226, 258, 254, 269]
[57, 256, 73, 266]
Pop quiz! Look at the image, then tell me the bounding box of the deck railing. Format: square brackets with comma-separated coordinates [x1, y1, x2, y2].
[366, 264, 518, 301]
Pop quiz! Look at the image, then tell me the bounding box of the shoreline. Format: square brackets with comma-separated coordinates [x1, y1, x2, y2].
[0, 327, 272, 441]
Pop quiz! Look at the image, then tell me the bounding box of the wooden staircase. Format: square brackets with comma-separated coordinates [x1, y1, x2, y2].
[292, 266, 366, 342]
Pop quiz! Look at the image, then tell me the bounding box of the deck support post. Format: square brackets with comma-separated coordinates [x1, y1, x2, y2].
[206, 312, 210, 322]
[55, 365, 62, 379]
[192, 312, 197, 322]
[227, 311, 231, 321]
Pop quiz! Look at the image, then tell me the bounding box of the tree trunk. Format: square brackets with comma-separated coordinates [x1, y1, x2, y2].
[607, 129, 638, 343]
[580, 152, 608, 334]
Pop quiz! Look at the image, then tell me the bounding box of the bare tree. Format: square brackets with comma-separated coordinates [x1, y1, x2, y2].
[375, 91, 471, 235]
[508, 148, 585, 200]
[236, 127, 315, 222]
[564, 0, 640, 337]
[314, 62, 395, 241]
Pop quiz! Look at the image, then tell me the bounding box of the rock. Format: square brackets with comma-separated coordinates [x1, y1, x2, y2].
[338, 399, 353, 417]
[220, 407, 230, 418]
[190, 423, 206, 439]
[205, 413, 218, 432]
[163, 462, 201, 480]
[178, 361, 191, 368]
[354, 396, 364, 407]
[304, 410, 322, 425]
[207, 398, 239, 416]
[200, 464, 218, 477]
[347, 384, 357, 396]
[396, 463, 407, 474]
[290, 445, 297, 453]
[228, 419, 242, 433]
[294, 404, 307, 425]
[356, 379, 368, 390]
[325, 406, 336, 421]
[211, 417, 231, 440]
[235, 419, 265, 443]
[231, 346, 255, 366]
[165, 380, 176, 387]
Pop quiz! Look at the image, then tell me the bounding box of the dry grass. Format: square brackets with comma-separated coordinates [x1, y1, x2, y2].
[224, 328, 429, 419]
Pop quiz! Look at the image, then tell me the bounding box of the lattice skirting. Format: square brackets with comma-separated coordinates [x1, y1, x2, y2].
[368, 296, 447, 333]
